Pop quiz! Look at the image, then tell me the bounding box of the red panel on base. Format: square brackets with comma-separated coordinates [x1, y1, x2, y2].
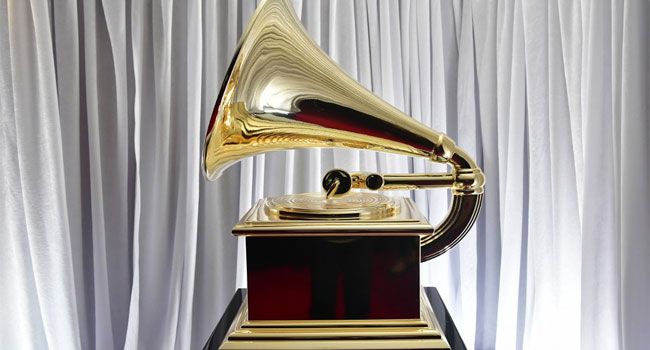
[246, 236, 420, 320]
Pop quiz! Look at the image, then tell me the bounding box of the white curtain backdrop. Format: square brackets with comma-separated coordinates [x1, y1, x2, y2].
[1, 0, 648, 349]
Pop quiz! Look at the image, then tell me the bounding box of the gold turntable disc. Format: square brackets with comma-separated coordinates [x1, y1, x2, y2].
[264, 192, 400, 220]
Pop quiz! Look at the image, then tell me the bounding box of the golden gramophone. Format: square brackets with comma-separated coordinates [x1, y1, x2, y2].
[203, 0, 484, 348]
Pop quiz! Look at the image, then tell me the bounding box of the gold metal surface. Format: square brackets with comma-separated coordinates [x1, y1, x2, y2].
[265, 192, 399, 220]
[218, 288, 450, 349]
[201, 0, 485, 261]
[350, 172, 456, 191]
[234, 197, 433, 235]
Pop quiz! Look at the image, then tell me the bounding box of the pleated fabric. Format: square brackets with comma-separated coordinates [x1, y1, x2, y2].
[0, 0, 648, 349]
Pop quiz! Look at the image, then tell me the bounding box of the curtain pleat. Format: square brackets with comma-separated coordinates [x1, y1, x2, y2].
[1, 0, 82, 348]
[1, 0, 648, 349]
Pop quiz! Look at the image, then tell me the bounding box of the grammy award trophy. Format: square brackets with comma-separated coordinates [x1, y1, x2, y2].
[202, 0, 485, 348]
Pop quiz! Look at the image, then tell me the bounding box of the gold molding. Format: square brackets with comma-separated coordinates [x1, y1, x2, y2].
[232, 197, 434, 236]
[219, 288, 450, 349]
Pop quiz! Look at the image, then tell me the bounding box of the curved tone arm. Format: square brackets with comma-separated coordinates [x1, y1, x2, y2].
[322, 154, 484, 262]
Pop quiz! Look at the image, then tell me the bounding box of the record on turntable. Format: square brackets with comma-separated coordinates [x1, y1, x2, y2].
[232, 192, 433, 235]
[264, 192, 399, 220]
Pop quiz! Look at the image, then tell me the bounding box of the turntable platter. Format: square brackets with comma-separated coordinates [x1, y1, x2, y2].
[264, 192, 400, 220]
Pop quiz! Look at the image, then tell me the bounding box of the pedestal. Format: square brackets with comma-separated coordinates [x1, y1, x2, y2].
[207, 197, 466, 349]
[203, 288, 466, 350]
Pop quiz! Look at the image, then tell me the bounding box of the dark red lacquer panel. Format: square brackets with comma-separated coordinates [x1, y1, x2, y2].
[246, 236, 420, 320]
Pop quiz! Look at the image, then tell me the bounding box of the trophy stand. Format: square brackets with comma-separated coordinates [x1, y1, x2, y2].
[201, 0, 485, 348]
[217, 193, 452, 350]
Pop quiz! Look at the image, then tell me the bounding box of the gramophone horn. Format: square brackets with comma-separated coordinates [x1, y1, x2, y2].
[202, 0, 484, 262]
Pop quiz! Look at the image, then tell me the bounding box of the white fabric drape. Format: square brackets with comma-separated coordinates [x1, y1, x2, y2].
[1, 0, 648, 349]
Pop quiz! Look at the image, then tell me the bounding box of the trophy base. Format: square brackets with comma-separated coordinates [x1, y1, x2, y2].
[218, 287, 450, 350]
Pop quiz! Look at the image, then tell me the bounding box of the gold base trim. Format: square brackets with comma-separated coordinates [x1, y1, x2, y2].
[219, 288, 450, 350]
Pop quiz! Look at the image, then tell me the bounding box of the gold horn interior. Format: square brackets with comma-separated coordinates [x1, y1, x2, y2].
[202, 0, 484, 262]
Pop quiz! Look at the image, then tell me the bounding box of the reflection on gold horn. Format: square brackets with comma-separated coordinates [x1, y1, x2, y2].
[202, 0, 484, 262]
